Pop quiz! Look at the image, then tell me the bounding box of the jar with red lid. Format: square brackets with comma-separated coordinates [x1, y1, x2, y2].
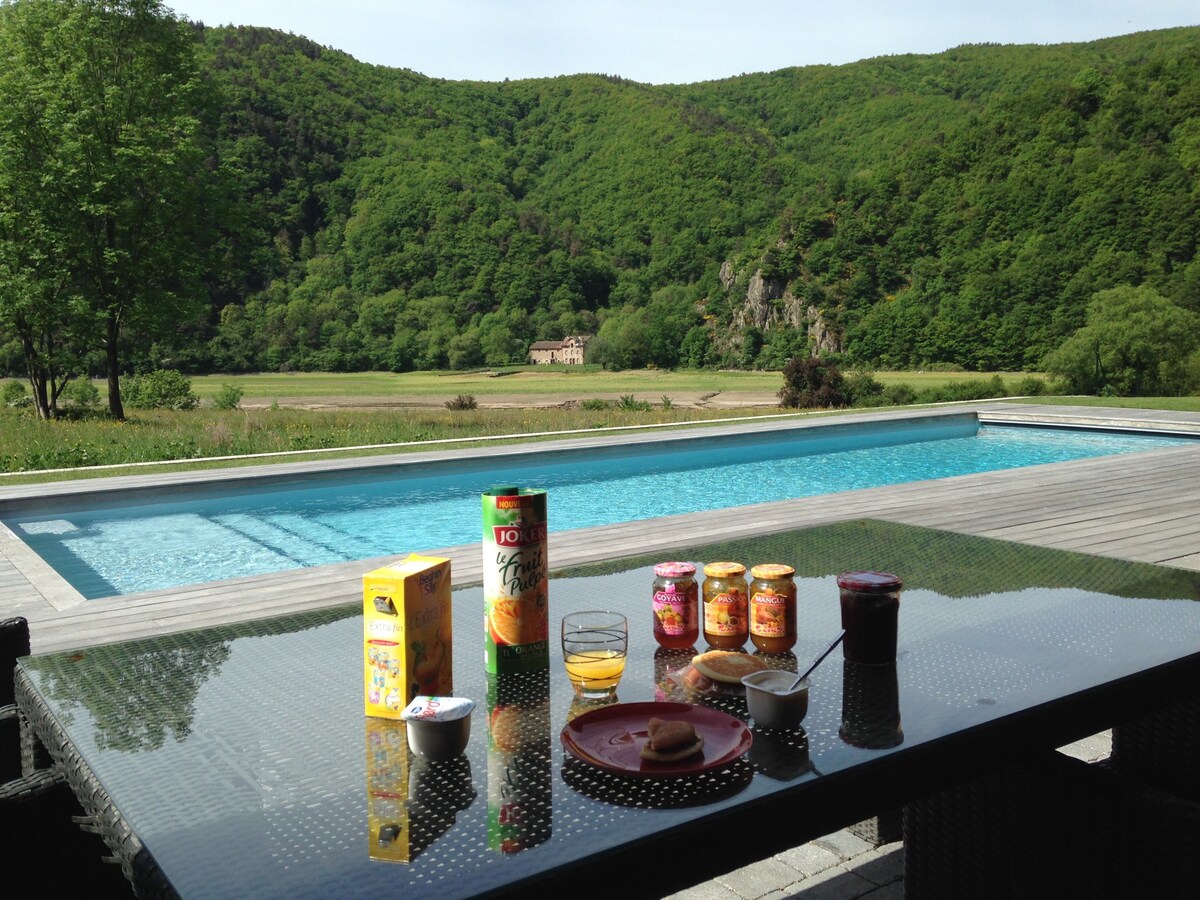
[652, 562, 699, 649]
[702, 562, 748, 649]
[749, 563, 797, 653]
[837, 571, 902, 665]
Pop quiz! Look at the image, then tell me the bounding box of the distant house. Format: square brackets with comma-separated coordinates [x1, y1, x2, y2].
[528, 335, 591, 365]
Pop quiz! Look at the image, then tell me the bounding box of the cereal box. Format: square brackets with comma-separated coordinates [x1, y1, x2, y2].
[364, 555, 452, 719]
[365, 718, 410, 863]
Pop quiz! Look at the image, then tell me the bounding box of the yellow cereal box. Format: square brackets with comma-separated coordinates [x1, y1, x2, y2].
[365, 719, 410, 863]
[364, 555, 452, 719]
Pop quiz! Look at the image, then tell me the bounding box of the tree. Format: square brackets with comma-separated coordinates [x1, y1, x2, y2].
[0, 0, 218, 419]
[778, 356, 849, 409]
[1041, 284, 1200, 396]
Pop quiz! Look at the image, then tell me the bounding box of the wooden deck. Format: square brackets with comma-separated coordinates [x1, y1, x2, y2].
[3, 402, 1199, 655]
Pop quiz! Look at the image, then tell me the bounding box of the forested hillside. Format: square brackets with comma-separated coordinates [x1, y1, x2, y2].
[7, 21, 1200, 377]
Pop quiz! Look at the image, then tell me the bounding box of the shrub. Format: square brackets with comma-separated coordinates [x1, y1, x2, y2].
[61, 378, 100, 408]
[883, 383, 917, 406]
[778, 356, 849, 409]
[2, 380, 28, 407]
[915, 375, 1008, 404]
[845, 370, 884, 407]
[581, 398, 610, 410]
[617, 394, 651, 411]
[660, 395, 673, 410]
[213, 383, 244, 410]
[1014, 375, 1048, 397]
[122, 369, 199, 410]
[445, 394, 478, 410]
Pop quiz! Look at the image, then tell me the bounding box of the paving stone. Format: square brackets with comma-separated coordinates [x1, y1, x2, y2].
[855, 880, 905, 900]
[716, 858, 808, 898]
[664, 878, 744, 900]
[811, 829, 875, 861]
[774, 842, 842, 877]
[844, 843, 904, 886]
[779, 865, 876, 900]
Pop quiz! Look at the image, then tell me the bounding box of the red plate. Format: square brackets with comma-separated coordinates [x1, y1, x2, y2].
[560, 701, 752, 778]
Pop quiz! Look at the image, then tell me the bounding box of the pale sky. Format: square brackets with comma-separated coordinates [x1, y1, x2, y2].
[169, 1, 1198, 84]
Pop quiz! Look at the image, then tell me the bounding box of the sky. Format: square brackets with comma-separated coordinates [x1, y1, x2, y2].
[168, 1, 1199, 85]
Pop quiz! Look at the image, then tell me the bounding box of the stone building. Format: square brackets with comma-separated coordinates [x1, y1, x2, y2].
[527, 335, 590, 365]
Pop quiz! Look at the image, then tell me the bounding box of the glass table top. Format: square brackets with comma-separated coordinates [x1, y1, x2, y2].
[17, 520, 1200, 898]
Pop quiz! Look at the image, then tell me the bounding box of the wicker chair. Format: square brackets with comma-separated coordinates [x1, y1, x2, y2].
[1, 617, 132, 896]
[902, 749, 1200, 899]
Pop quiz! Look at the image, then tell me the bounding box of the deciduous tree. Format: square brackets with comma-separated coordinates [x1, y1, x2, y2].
[0, 0, 218, 418]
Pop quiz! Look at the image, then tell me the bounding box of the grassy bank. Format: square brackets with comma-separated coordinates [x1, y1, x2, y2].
[3, 368, 1191, 487]
[0, 404, 809, 483]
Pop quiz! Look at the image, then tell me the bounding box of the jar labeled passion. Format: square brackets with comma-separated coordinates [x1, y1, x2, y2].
[749, 563, 797, 653]
[702, 561, 749, 649]
[652, 561, 699, 650]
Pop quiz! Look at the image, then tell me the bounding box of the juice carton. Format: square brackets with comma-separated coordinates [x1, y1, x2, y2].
[364, 554, 452, 719]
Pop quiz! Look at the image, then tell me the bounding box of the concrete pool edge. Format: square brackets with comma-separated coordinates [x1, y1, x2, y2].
[4, 402, 1200, 654]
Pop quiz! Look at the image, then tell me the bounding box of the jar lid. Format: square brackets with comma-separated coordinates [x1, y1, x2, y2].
[654, 561, 696, 578]
[703, 561, 746, 578]
[750, 563, 795, 579]
[837, 571, 903, 592]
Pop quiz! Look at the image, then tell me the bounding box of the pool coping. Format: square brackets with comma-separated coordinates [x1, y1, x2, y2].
[4, 401, 1200, 653]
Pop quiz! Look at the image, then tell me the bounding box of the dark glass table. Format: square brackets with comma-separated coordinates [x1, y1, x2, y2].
[15, 520, 1200, 898]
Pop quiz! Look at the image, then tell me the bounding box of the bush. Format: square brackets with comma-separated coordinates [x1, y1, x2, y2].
[617, 394, 651, 411]
[915, 375, 1008, 404]
[778, 356, 849, 409]
[2, 380, 28, 407]
[1014, 375, 1048, 397]
[213, 383, 244, 410]
[660, 395, 673, 410]
[445, 394, 478, 410]
[61, 378, 100, 408]
[845, 370, 885, 407]
[122, 369, 199, 410]
[581, 398, 610, 410]
[883, 383, 918, 406]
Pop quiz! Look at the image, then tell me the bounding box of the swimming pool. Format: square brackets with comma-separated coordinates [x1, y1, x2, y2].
[4, 413, 1195, 599]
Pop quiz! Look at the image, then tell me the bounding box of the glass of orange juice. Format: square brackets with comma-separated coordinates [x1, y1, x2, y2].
[561, 611, 628, 699]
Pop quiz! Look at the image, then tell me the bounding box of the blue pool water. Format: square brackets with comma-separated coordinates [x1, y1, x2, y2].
[6, 416, 1194, 599]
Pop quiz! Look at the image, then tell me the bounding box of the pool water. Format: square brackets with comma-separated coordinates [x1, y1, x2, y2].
[6, 418, 1194, 599]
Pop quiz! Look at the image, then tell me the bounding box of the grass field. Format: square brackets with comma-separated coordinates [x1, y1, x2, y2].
[186, 367, 1041, 403]
[2, 367, 1193, 486]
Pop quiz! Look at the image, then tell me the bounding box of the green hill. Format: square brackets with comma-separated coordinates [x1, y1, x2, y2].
[22, 22, 1200, 377]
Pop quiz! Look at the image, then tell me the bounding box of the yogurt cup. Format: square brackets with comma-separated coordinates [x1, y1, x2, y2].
[401, 695, 475, 760]
[741, 669, 810, 729]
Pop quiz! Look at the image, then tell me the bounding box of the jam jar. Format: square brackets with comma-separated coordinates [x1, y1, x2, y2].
[837, 571, 903, 665]
[652, 561, 699, 649]
[749, 563, 797, 653]
[702, 561, 749, 649]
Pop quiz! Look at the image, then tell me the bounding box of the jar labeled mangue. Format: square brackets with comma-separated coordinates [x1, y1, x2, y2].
[652, 561, 699, 650]
[702, 561, 749, 649]
[749, 563, 797, 653]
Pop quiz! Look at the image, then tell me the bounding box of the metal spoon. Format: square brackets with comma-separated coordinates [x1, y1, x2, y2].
[787, 630, 845, 691]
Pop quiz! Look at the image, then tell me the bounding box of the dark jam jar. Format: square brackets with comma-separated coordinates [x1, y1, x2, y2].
[652, 562, 699, 649]
[837, 571, 903, 665]
[749, 563, 797, 653]
[702, 562, 749, 649]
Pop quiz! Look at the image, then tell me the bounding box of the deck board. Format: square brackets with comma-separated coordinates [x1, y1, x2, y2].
[3, 402, 1199, 654]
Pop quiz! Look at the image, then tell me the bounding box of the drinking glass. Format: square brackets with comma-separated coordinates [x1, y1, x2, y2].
[561, 611, 628, 699]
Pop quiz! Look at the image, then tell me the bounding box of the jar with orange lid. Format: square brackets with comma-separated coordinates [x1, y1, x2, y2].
[749, 563, 797, 653]
[702, 561, 749, 649]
